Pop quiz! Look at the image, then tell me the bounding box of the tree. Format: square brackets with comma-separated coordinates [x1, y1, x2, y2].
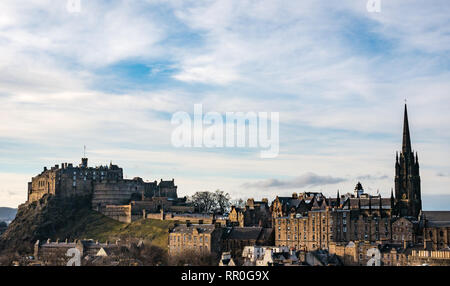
[214, 190, 231, 214]
[189, 191, 217, 213]
[169, 249, 218, 266]
[188, 190, 232, 214]
[230, 198, 246, 209]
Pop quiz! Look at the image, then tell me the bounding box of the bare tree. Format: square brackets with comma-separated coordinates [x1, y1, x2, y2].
[214, 190, 231, 214]
[169, 249, 218, 266]
[230, 198, 246, 209]
[188, 191, 217, 214]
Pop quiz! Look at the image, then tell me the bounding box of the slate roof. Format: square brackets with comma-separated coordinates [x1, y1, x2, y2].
[225, 227, 263, 240]
[170, 224, 216, 234]
[423, 211, 450, 227]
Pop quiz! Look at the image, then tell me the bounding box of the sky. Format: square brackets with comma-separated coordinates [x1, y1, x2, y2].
[0, 0, 449, 209]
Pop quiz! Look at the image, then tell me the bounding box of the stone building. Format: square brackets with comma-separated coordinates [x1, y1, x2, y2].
[241, 246, 299, 266]
[27, 158, 178, 206]
[146, 210, 227, 226]
[391, 217, 417, 245]
[28, 159, 123, 203]
[34, 239, 121, 266]
[228, 198, 272, 228]
[422, 211, 450, 250]
[168, 224, 223, 256]
[26, 157, 185, 222]
[272, 186, 395, 252]
[221, 227, 274, 260]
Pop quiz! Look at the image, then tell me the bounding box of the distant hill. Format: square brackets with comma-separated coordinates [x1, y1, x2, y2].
[0, 195, 174, 254]
[0, 207, 17, 223]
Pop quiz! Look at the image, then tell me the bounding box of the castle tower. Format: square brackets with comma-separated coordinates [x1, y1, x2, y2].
[394, 104, 421, 218]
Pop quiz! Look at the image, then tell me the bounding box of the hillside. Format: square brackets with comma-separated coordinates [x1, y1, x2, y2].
[0, 194, 174, 254]
[0, 207, 17, 223]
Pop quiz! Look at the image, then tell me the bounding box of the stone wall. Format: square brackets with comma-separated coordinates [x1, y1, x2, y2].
[102, 205, 132, 223]
[91, 179, 144, 210]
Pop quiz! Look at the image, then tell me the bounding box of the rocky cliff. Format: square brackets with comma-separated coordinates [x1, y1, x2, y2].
[0, 194, 173, 255]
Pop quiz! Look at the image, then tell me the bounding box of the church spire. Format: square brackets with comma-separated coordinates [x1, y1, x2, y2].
[402, 104, 412, 154]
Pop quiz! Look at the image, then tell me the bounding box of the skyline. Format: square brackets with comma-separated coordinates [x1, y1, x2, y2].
[0, 1, 449, 208]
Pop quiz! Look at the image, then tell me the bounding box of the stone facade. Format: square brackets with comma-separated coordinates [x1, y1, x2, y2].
[273, 187, 396, 252]
[422, 211, 450, 250]
[28, 159, 178, 207]
[147, 210, 227, 226]
[221, 227, 274, 259]
[26, 158, 183, 223]
[28, 159, 123, 203]
[168, 224, 223, 256]
[228, 198, 272, 228]
[34, 239, 121, 266]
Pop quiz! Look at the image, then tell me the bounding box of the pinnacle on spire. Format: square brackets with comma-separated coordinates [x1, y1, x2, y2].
[402, 104, 412, 154]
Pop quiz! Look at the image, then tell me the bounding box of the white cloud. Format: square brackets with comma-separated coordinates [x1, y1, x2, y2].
[0, 1, 449, 209]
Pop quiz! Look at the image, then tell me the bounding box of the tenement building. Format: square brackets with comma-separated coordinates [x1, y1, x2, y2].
[168, 223, 223, 256]
[228, 198, 272, 228]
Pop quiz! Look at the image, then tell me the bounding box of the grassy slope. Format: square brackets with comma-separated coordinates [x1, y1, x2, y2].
[56, 210, 175, 249]
[0, 195, 174, 253]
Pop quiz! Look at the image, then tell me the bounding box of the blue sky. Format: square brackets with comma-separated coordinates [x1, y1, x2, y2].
[0, 0, 449, 209]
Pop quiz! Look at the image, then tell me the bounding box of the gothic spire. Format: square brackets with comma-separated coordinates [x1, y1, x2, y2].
[402, 104, 412, 154]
